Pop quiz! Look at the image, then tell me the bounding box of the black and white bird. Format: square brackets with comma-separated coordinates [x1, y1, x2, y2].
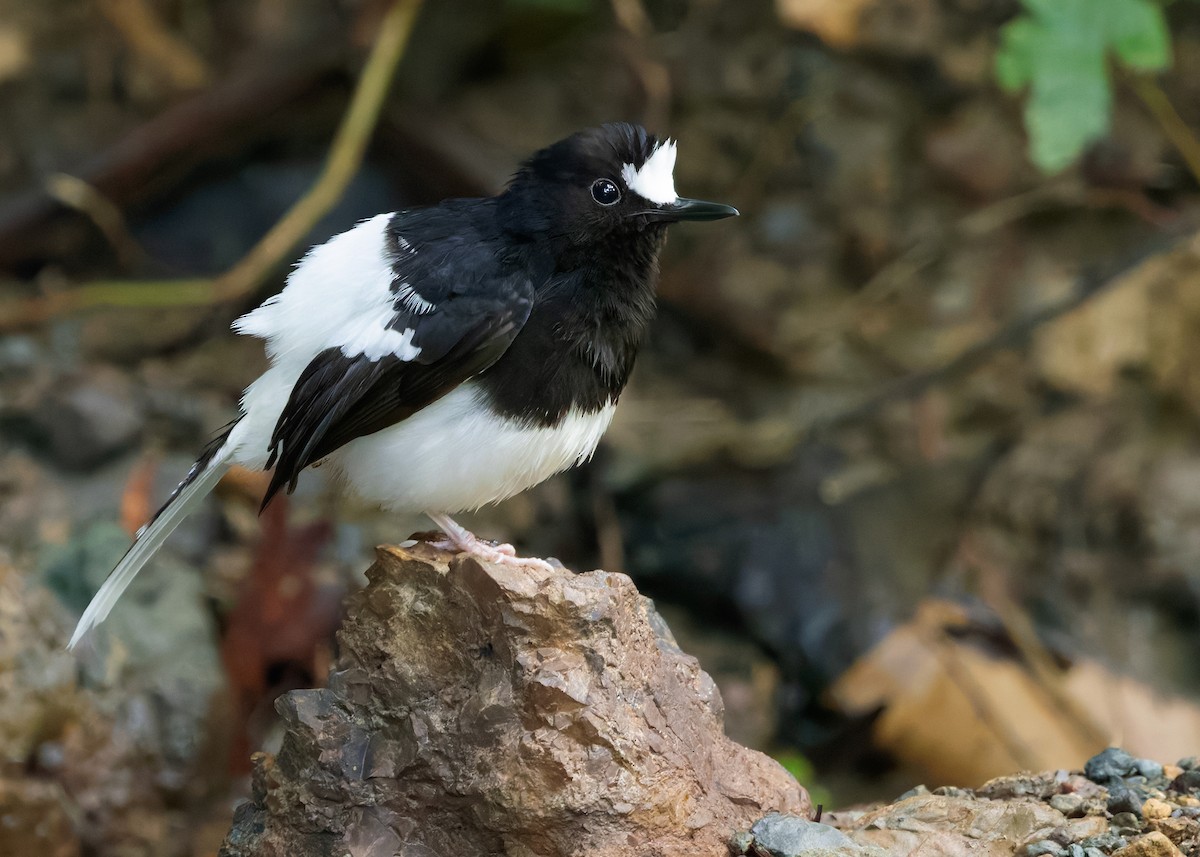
[68, 123, 737, 649]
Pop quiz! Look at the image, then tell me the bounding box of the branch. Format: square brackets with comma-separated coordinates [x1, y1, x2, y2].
[1127, 73, 1200, 187]
[98, 0, 211, 91]
[0, 0, 424, 332]
[809, 225, 1200, 437]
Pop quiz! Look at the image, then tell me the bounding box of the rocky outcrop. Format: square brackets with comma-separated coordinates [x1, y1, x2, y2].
[219, 541, 809, 857]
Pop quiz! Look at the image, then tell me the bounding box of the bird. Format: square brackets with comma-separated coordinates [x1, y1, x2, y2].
[67, 122, 738, 649]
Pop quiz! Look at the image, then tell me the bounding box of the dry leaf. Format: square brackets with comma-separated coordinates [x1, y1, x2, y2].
[828, 598, 1200, 786]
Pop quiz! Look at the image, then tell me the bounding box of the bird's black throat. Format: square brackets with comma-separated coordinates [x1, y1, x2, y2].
[478, 223, 665, 428]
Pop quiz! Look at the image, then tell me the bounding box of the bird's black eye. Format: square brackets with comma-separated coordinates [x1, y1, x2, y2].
[591, 178, 621, 206]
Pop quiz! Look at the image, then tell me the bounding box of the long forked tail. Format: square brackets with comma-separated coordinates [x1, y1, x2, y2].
[67, 425, 239, 650]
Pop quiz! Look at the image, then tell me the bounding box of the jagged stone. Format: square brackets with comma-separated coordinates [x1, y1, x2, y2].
[219, 542, 809, 857]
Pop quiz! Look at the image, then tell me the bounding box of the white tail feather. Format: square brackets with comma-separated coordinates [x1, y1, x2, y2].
[67, 447, 233, 650]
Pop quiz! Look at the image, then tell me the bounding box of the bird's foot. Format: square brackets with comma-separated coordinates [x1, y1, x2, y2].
[425, 512, 554, 573]
[460, 539, 554, 572]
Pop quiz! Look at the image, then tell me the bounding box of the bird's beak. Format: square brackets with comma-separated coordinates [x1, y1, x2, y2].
[662, 197, 740, 222]
[637, 197, 740, 223]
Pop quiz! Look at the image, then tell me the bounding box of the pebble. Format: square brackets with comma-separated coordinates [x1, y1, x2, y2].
[729, 831, 754, 854]
[1112, 832, 1185, 857]
[29, 369, 144, 470]
[1086, 749, 1139, 784]
[1082, 833, 1129, 852]
[1135, 760, 1165, 781]
[932, 786, 974, 798]
[1149, 817, 1198, 845]
[1112, 812, 1144, 834]
[749, 814, 863, 857]
[1109, 788, 1147, 818]
[1025, 840, 1064, 857]
[1051, 794, 1086, 817]
[1177, 758, 1200, 772]
[1171, 770, 1200, 794]
[1141, 799, 1173, 821]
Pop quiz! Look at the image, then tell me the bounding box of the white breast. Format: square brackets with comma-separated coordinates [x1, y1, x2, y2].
[328, 384, 616, 514]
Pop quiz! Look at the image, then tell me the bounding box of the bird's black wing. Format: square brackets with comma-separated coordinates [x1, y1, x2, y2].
[260, 212, 535, 509]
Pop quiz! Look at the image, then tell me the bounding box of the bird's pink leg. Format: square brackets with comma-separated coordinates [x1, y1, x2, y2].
[425, 512, 554, 572]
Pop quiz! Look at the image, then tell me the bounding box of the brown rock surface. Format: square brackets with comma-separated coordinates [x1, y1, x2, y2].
[219, 542, 809, 857]
[1113, 832, 1187, 857]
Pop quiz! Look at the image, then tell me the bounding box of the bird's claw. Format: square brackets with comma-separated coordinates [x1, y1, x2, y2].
[428, 535, 551, 572]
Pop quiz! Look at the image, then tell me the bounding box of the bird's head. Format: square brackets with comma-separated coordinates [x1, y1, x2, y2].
[499, 123, 738, 252]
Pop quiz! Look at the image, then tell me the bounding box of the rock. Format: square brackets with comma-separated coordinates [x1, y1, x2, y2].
[41, 520, 227, 781]
[1142, 799, 1173, 821]
[843, 793, 1068, 855]
[219, 542, 808, 857]
[1026, 840, 1065, 857]
[932, 785, 976, 798]
[978, 771, 1062, 800]
[0, 778, 79, 857]
[1148, 816, 1200, 850]
[0, 556, 226, 855]
[1051, 794, 1086, 818]
[1081, 832, 1129, 852]
[27, 366, 144, 471]
[1087, 748, 1140, 784]
[749, 814, 862, 856]
[730, 831, 755, 855]
[1136, 760, 1165, 782]
[1172, 770, 1200, 793]
[1110, 787, 1148, 818]
[1113, 812, 1145, 833]
[1112, 832, 1185, 857]
[653, 603, 781, 749]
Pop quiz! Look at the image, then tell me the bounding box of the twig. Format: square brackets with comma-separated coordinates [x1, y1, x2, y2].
[45, 173, 148, 270]
[808, 225, 1198, 437]
[856, 181, 1079, 305]
[0, 0, 424, 331]
[963, 536, 1112, 750]
[1127, 73, 1200, 187]
[0, 279, 214, 328]
[207, 0, 423, 303]
[923, 620, 1043, 773]
[0, 49, 341, 269]
[98, 0, 211, 91]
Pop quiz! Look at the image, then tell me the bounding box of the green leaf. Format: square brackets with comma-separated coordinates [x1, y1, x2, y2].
[995, 0, 1174, 173]
[771, 750, 834, 810]
[1106, 1, 1172, 69]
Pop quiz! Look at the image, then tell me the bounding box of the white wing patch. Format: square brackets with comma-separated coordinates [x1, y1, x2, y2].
[394, 281, 435, 314]
[339, 324, 420, 361]
[622, 139, 677, 205]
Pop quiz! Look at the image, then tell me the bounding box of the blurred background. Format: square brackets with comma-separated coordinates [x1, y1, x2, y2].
[4, 0, 1200, 852]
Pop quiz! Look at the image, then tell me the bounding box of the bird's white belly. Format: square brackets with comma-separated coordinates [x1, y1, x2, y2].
[328, 384, 616, 513]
